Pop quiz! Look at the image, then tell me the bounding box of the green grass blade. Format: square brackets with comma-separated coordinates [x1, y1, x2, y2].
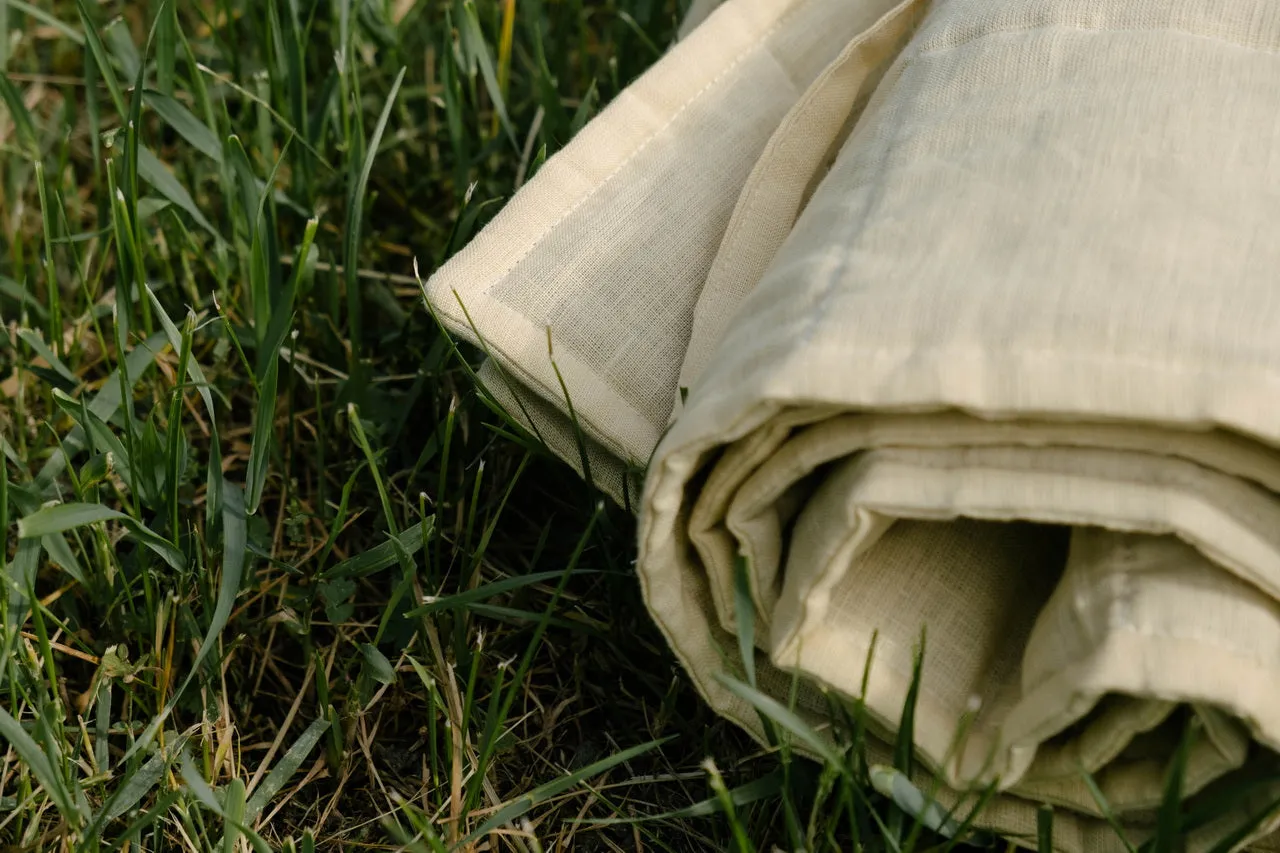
[569, 79, 598, 135]
[0, 72, 37, 154]
[87, 334, 162, 416]
[5, 539, 40, 627]
[33, 162, 64, 357]
[112, 788, 182, 845]
[405, 568, 594, 617]
[733, 556, 756, 688]
[0, 275, 49, 320]
[178, 754, 273, 853]
[358, 643, 396, 686]
[458, 737, 673, 847]
[1151, 713, 1199, 853]
[143, 284, 223, 525]
[869, 765, 962, 838]
[256, 216, 317, 380]
[591, 769, 787, 824]
[1038, 804, 1054, 853]
[244, 717, 330, 822]
[463, 602, 595, 634]
[704, 758, 756, 853]
[97, 735, 184, 825]
[458, 0, 516, 147]
[613, 10, 661, 57]
[343, 66, 405, 364]
[226, 133, 262, 241]
[222, 778, 247, 853]
[94, 674, 111, 776]
[155, 0, 175, 96]
[144, 285, 218, 427]
[714, 674, 845, 768]
[38, 533, 88, 586]
[245, 135, 292, 341]
[73, 0, 125, 123]
[107, 173, 137, 344]
[0, 443, 8, 588]
[0, 704, 85, 825]
[123, 481, 247, 762]
[17, 502, 185, 570]
[894, 629, 925, 778]
[8, 0, 85, 44]
[245, 354, 278, 515]
[165, 312, 195, 540]
[1080, 766, 1139, 853]
[103, 16, 140, 81]
[137, 146, 221, 238]
[143, 90, 223, 163]
[16, 329, 76, 386]
[347, 404, 399, 535]
[319, 519, 431, 581]
[194, 62, 334, 174]
[52, 389, 135, 490]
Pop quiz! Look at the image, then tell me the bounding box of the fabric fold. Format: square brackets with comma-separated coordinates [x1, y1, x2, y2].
[424, 0, 1280, 849]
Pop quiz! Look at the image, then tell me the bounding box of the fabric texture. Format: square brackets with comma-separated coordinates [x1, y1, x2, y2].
[423, 0, 1280, 849]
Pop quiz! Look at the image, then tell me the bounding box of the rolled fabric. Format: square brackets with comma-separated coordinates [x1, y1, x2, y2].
[423, 0, 1280, 848]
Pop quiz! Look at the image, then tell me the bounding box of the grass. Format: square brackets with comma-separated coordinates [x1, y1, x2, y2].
[3, 1, 1280, 851]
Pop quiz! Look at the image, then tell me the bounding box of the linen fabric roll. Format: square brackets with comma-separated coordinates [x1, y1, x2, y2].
[423, 0, 1280, 848]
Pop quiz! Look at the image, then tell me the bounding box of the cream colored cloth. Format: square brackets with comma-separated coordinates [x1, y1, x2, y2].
[423, 0, 1280, 849]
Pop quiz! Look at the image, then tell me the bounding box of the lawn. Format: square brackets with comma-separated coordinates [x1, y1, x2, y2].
[0, 0, 943, 849]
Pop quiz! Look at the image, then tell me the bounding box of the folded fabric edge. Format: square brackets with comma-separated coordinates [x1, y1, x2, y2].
[475, 359, 644, 509]
[421, 0, 825, 468]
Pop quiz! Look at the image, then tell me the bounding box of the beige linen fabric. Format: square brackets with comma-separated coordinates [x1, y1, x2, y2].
[423, 0, 1280, 849]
